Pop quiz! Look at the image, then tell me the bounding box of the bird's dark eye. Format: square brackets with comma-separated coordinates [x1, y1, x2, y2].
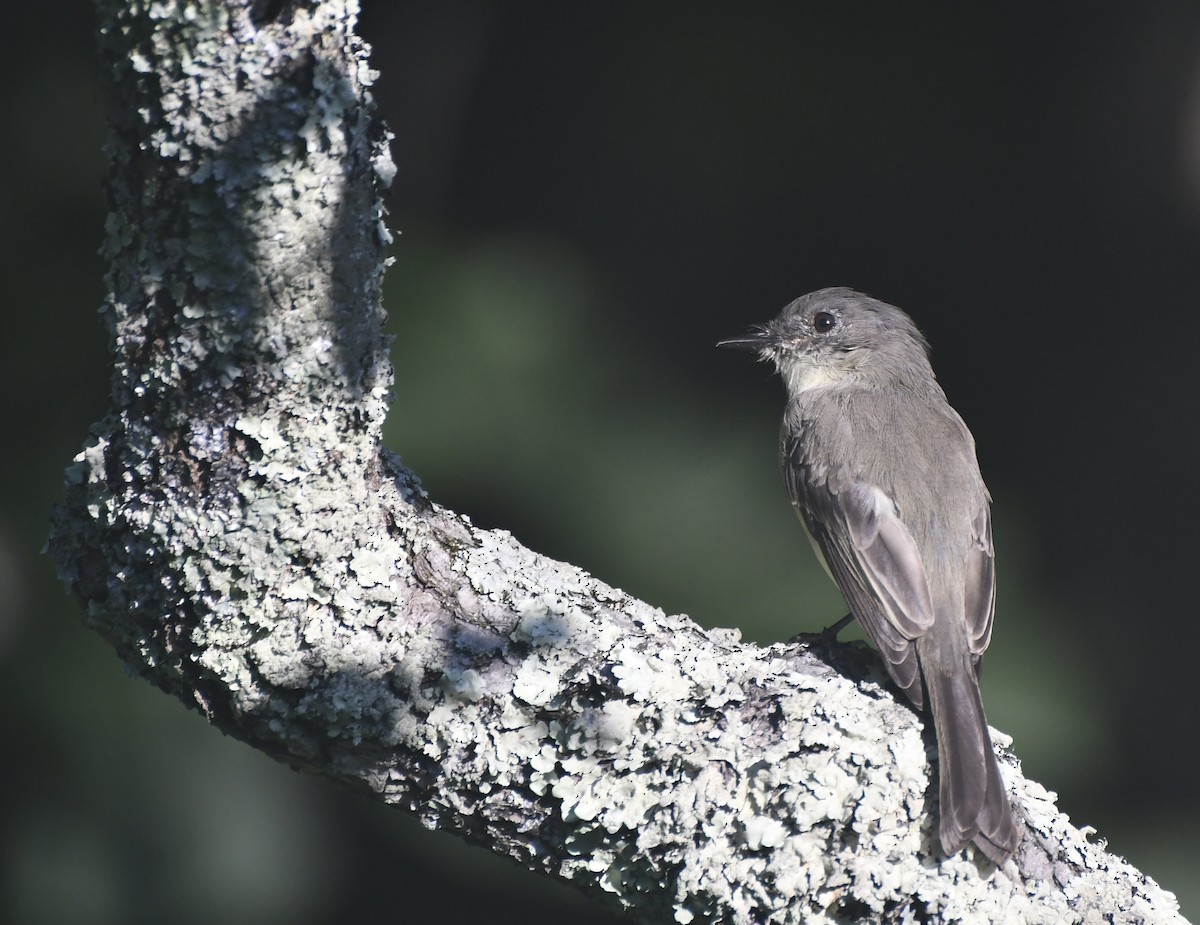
[813, 311, 837, 333]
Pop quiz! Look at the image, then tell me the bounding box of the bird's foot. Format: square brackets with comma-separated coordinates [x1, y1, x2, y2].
[788, 613, 853, 647]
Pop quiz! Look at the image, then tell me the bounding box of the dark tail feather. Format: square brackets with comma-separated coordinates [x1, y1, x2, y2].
[925, 665, 1019, 863]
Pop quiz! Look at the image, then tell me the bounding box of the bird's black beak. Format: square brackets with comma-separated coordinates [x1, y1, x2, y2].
[716, 326, 775, 351]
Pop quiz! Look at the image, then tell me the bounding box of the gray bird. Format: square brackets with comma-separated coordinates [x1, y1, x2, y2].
[720, 287, 1019, 863]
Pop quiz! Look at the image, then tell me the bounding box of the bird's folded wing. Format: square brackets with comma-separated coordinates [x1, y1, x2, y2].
[795, 477, 935, 705]
[963, 504, 996, 660]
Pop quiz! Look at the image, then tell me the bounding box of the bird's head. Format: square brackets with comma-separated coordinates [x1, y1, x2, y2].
[718, 287, 933, 395]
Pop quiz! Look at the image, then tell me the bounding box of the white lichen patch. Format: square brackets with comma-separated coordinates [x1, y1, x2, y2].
[743, 815, 789, 850]
[611, 649, 695, 703]
[349, 547, 393, 588]
[565, 701, 635, 755]
[441, 667, 486, 703]
[512, 659, 562, 708]
[234, 415, 289, 454]
[512, 595, 584, 646]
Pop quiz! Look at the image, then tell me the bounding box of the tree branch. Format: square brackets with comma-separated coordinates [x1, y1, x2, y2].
[51, 2, 1187, 922]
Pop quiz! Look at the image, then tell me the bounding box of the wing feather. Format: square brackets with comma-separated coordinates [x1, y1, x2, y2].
[963, 504, 996, 659]
[786, 437, 936, 708]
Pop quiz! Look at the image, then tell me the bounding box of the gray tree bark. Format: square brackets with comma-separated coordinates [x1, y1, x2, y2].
[50, 2, 1188, 923]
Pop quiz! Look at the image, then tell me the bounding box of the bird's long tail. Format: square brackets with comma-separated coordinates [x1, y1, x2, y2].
[923, 657, 1020, 863]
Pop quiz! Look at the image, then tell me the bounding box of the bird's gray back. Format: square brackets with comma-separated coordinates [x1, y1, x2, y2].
[783, 382, 988, 587]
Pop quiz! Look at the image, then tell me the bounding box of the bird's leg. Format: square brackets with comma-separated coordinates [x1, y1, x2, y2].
[788, 612, 854, 646]
[815, 612, 854, 643]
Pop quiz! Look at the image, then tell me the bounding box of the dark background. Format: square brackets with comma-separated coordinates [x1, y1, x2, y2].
[3, 2, 1198, 922]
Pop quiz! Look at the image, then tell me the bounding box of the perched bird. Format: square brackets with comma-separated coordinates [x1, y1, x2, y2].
[720, 287, 1019, 863]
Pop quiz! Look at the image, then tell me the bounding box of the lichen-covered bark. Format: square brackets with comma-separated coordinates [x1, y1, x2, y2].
[50, 2, 1188, 923]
